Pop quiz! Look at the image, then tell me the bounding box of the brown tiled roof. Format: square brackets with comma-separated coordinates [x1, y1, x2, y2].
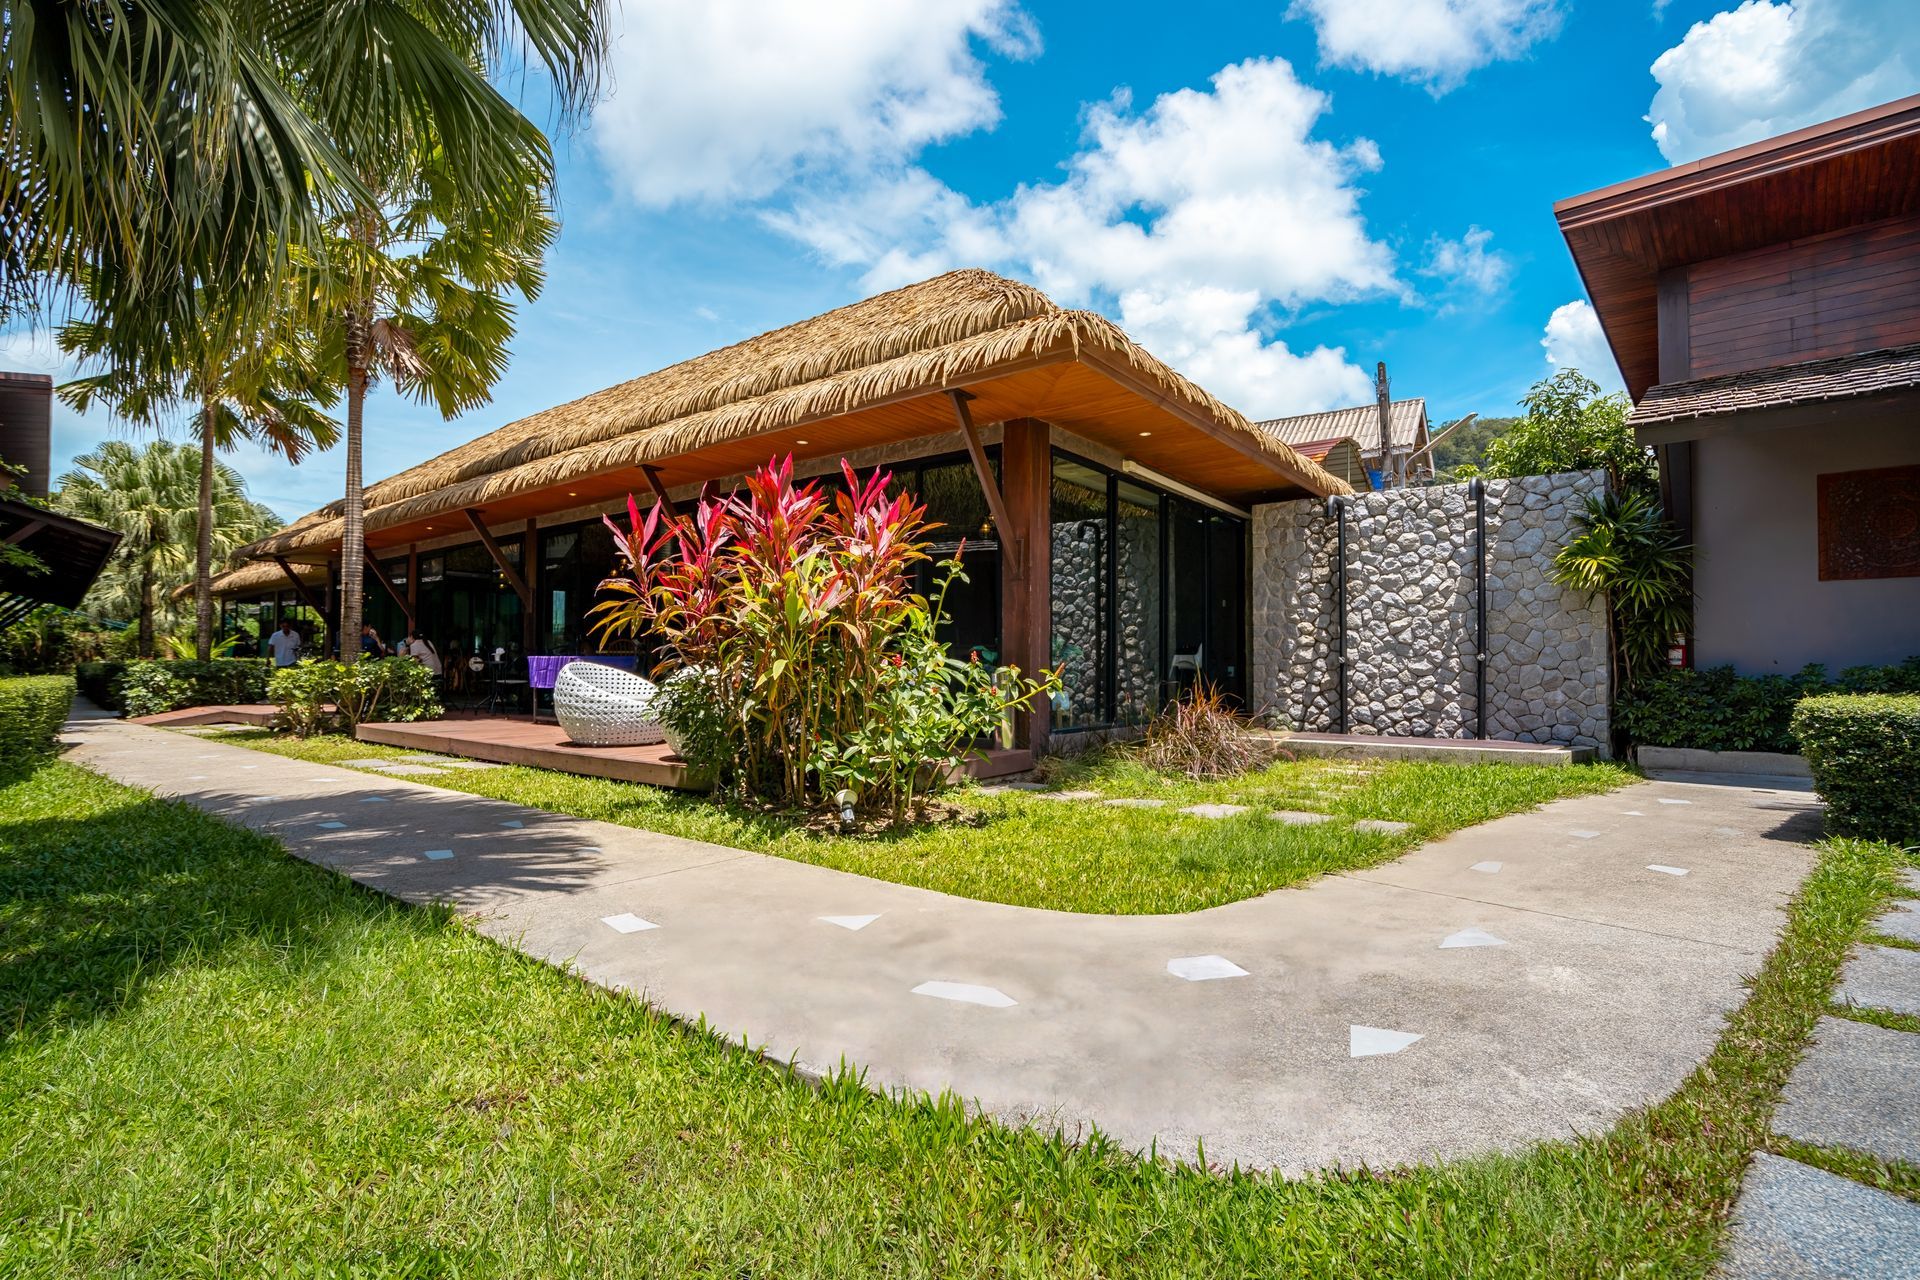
[1630, 342, 1920, 426]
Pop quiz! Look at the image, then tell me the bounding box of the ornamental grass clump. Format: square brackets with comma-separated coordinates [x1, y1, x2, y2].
[1135, 680, 1282, 780]
[593, 455, 1054, 822]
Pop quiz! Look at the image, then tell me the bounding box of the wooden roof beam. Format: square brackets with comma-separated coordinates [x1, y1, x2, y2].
[463, 509, 532, 610]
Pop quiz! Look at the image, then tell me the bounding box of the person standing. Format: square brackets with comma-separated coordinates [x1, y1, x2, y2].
[267, 620, 302, 668]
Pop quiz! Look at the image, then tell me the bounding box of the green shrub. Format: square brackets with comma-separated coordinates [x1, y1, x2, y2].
[75, 660, 127, 711]
[113, 658, 273, 717]
[1792, 694, 1920, 845]
[1619, 658, 1920, 752]
[268, 658, 441, 736]
[0, 675, 75, 765]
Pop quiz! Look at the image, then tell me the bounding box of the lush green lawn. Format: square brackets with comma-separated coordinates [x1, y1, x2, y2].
[1, 759, 1914, 1276]
[207, 729, 1631, 913]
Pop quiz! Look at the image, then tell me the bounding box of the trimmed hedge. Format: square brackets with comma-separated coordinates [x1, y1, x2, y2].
[0, 675, 75, 764]
[269, 658, 442, 736]
[87, 658, 272, 717]
[1792, 694, 1920, 845]
[1618, 657, 1920, 752]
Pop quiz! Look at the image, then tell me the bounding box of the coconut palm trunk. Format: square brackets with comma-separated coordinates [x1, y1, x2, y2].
[195, 404, 217, 661]
[340, 306, 371, 665]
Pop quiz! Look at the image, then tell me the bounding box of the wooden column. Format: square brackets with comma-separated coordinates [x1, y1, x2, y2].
[999, 418, 1052, 752]
[406, 544, 419, 621]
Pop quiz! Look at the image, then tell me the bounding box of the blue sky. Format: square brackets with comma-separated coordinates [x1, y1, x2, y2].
[8, 0, 1918, 521]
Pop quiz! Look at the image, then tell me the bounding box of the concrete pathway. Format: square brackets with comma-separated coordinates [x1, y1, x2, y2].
[63, 716, 1821, 1176]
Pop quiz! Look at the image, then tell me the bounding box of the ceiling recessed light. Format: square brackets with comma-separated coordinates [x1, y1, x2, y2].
[1138, 431, 1152, 437]
[795, 438, 810, 445]
[568, 491, 578, 496]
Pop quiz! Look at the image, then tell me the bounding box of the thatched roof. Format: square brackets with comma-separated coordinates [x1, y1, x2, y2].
[1258, 398, 1428, 457]
[236, 269, 1346, 562]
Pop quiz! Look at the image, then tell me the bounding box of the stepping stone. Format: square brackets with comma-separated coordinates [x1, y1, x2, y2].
[1180, 803, 1250, 819]
[1103, 797, 1166, 809]
[422, 849, 454, 861]
[1876, 902, 1920, 945]
[343, 758, 402, 767]
[1647, 864, 1689, 877]
[601, 912, 658, 934]
[1719, 1153, 1920, 1280]
[819, 914, 881, 931]
[1166, 955, 1248, 981]
[1568, 829, 1601, 839]
[315, 821, 347, 830]
[368, 764, 444, 776]
[1354, 819, 1413, 835]
[1835, 945, 1920, 1017]
[1439, 927, 1506, 949]
[1469, 861, 1503, 874]
[437, 760, 503, 770]
[1349, 1025, 1422, 1058]
[912, 981, 1016, 1008]
[1033, 790, 1101, 801]
[1775, 1016, 1920, 1165]
[1268, 810, 1332, 825]
[1902, 868, 1920, 894]
[976, 781, 1047, 794]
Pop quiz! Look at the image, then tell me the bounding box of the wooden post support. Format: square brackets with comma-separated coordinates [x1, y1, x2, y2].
[522, 516, 539, 658]
[271, 556, 326, 616]
[947, 389, 1021, 575]
[640, 466, 682, 522]
[363, 551, 413, 629]
[997, 418, 1052, 753]
[406, 544, 419, 618]
[463, 508, 532, 609]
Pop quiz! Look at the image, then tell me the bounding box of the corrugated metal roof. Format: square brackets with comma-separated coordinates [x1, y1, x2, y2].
[1629, 343, 1920, 426]
[1256, 398, 1427, 455]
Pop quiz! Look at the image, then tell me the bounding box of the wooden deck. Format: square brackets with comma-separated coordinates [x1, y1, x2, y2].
[131, 703, 280, 728]
[356, 717, 1033, 791]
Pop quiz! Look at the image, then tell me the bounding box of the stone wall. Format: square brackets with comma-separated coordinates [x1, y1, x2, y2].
[1251, 470, 1611, 754]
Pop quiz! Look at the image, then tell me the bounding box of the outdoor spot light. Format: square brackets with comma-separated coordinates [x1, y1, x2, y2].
[835, 789, 857, 830]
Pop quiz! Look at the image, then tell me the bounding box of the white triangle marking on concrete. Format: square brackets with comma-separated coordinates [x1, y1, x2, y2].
[1657, 798, 1692, 805]
[1350, 1025, 1423, 1058]
[1440, 927, 1507, 949]
[820, 913, 881, 931]
[1568, 829, 1601, 839]
[912, 981, 1016, 1008]
[1167, 954, 1249, 981]
[422, 849, 455, 861]
[1621, 810, 1645, 816]
[1469, 861, 1503, 873]
[500, 819, 524, 829]
[601, 912, 658, 934]
[1647, 864, 1690, 876]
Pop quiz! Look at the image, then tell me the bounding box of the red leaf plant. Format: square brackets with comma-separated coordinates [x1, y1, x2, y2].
[592, 455, 1055, 818]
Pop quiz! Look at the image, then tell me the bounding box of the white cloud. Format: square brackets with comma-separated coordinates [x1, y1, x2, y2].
[0, 325, 67, 378]
[1289, 0, 1563, 92]
[1647, 0, 1920, 163]
[770, 58, 1395, 416]
[591, 0, 1038, 205]
[1421, 226, 1512, 295]
[1540, 300, 1622, 390]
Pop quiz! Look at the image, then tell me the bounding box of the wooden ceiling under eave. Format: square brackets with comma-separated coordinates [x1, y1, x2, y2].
[1555, 93, 1920, 400]
[355, 357, 1329, 553]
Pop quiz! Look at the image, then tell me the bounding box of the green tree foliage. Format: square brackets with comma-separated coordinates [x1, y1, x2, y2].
[0, 1, 605, 336]
[1553, 489, 1691, 694]
[53, 441, 278, 657]
[1479, 370, 1655, 493]
[310, 142, 556, 664]
[1429, 415, 1517, 480]
[59, 285, 338, 661]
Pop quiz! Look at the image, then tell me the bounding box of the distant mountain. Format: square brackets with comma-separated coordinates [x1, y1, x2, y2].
[1430, 415, 1518, 478]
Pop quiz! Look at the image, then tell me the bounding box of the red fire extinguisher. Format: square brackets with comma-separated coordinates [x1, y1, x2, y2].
[1668, 633, 1690, 669]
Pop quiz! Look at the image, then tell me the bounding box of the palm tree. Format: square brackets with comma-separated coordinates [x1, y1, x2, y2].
[58, 293, 340, 660]
[314, 144, 555, 663]
[0, 1, 604, 335]
[54, 441, 279, 656]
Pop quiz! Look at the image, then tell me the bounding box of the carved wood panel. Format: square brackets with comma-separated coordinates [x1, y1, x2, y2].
[1818, 463, 1920, 581]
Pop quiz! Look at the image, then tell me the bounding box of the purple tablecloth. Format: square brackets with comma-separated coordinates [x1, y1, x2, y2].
[528, 654, 639, 689]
